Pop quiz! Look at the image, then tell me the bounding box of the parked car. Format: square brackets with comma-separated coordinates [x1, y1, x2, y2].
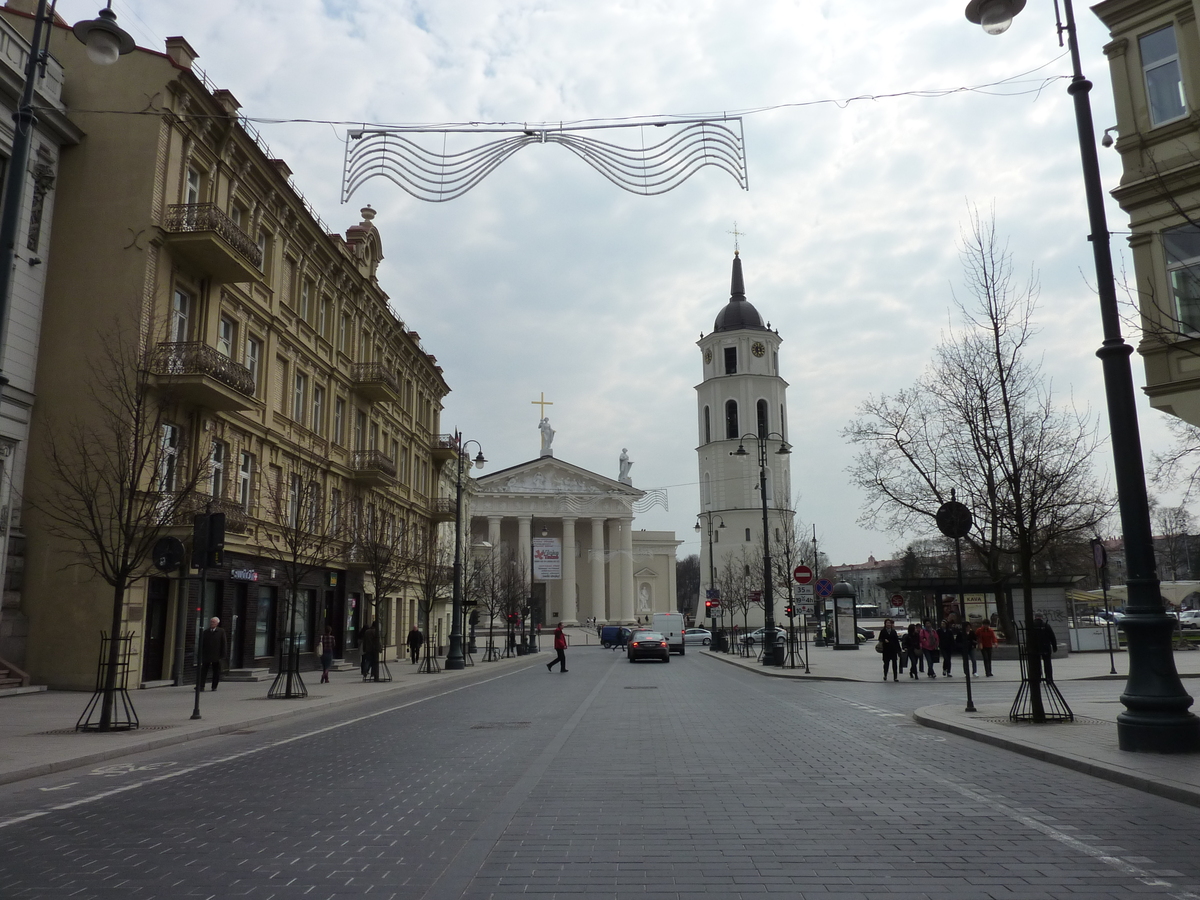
[1180, 610, 1200, 630]
[600, 625, 634, 649]
[683, 627, 712, 646]
[628, 631, 670, 663]
[741, 627, 787, 647]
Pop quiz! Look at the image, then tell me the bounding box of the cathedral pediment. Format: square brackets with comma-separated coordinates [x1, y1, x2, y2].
[472, 456, 642, 517]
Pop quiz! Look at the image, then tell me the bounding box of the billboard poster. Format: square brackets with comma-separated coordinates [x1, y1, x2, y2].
[532, 537, 562, 580]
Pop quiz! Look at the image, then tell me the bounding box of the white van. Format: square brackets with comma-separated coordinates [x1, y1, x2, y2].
[652, 612, 685, 655]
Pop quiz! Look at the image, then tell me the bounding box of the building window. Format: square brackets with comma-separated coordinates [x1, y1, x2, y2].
[724, 346, 737, 374]
[330, 487, 341, 535]
[238, 451, 254, 512]
[334, 397, 346, 445]
[159, 424, 179, 491]
[704, 406, 711, 444]
[299, 280, 311, 322]
[230, 204, 245, 230]
[255, 586, 275, 657]
[725, 399, 738, 440]
[745, 528, 751, 542]
[170, 289, 190, 342]
[757, 399, 768, 438]
[400, 446, 410, 484]
[1141, 25, 1187, 126]
[318, 298, 329, 338]
[370, 422, 380, 451]
[312, 385, 325, 435]
[292, 372, 307, 423]
[256, 231, 270, 273]
[217, 316, 236, 358]
[1166, 226, 1200, 333]
[185, 168, 201, 205]
[210, 441, 226, 498]
[288, 473, 301, 526]
[246, 336, 261, 392]
[354, 409, 367, 452]
[338, 313, 349, 353]
[780, 403, 786, 441]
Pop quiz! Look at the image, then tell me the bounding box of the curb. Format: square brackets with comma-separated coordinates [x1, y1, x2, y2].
[912, 705, 1200, 811]
[700, 649, 857, 682]
[1, 655, 542, 787]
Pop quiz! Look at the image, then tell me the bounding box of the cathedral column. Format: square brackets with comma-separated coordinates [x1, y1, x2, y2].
[517, 515, 532, 592]
[561, 517, 577, 625]
[607, 520, 622, 623]
[620, 517, 635, 623]
[487, 516, 501, 554]
[590, 517, 606, 624]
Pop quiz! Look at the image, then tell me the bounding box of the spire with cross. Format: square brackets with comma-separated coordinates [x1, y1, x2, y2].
[728, 221, 746, 256]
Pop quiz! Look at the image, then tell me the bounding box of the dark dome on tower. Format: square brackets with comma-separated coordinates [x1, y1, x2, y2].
[713, 253, 766, 332]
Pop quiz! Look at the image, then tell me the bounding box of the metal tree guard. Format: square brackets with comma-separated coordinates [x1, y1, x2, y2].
[342, 118, 749, 203]
[76, 632, 139, 732]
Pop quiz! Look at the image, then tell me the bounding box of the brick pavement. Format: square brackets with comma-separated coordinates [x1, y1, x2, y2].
[4, 644, 1200, 898]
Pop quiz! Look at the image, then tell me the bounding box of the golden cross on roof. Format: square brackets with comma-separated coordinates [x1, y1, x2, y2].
[728, 221, 746, 255]
[531, 392, 554, 418]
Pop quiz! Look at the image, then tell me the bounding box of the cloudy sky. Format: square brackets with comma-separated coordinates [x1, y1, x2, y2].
[51, 0, 1170, 567]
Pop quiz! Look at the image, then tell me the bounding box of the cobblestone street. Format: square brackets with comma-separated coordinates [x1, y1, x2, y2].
[2, 646, 1199, 899]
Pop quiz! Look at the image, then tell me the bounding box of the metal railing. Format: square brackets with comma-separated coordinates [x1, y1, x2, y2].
[162, 203, 263, 269]
[352, 450, 397, 478]
[149, 342, 256, 398]
[173, 493, 250, 534]
[350, 362, 401, 395]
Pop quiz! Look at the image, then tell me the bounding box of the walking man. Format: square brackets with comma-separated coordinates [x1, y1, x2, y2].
[406, 624, 423, 665]
[1032, 614, 1058, 682]
[547, 622, 568, 672]
[361, 620, 382, 682]
[919, 619, 939, 678]
[975, 619, 997, 676]
[199, 616, 226, 692]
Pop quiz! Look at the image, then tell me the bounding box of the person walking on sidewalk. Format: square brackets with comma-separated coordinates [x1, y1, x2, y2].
[547, 623, 568, 672]
[406, 624, 423, 665]
[1032, 614, 1059, 682]
[962, 623, 979, 676]
[878, 618, 901, 681]
[939, 620, 957, 677]
[319, 625, 336, 683]
[920, 620, 939, 678]
[199, 617, 227, 691]
[976, 620, 998, 676]
[902, 624, 922, 678]
[361, 621, 382, 681]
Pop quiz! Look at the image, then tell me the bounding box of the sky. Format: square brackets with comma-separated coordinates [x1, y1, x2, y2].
[48, 0, 1178, 568]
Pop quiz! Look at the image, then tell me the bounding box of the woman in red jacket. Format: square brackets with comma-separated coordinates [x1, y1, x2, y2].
[547, 623, 568, 672]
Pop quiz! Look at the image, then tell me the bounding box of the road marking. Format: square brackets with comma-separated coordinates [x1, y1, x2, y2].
[0, 665, 532, 831]
[37, 783, 77, 792]
[89, 762, 177, 777]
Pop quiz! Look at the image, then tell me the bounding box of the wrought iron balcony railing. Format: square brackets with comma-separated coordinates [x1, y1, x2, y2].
[352, 450, 397, 479]
[162, 203, 263, 269]
[150, 342, 256, 398]
[350, 362, 401, 395]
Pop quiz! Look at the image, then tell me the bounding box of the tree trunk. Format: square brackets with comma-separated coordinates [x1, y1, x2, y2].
[97, 580, 128, 732]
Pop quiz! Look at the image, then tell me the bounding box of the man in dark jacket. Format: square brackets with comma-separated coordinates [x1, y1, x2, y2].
[1032, 615, 1059, 682]
[199, 617, 227, 691]
[878, 618, 901, 682]
[361, 621, 382, 682]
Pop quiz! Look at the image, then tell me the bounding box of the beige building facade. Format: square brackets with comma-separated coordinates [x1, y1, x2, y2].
[3, 8, 452, 689]
[1095, 0, 1200, 425]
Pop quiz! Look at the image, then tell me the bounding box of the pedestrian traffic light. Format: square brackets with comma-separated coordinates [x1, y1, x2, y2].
[785, 605, 795, 618]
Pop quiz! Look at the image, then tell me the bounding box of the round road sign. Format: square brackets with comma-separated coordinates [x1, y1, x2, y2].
[815, 578, 835, 598]
[793, 564, 814, 585]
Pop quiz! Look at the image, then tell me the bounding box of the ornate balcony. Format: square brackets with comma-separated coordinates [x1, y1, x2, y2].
[429, 496, 456, 522]
[351, 450, 396, 487]
[161, 203, 262, 284]
[171, 493, 250, 535]
[149, 342, 256, 411]
[431, 434, 458, 465]
[350, 362, 401, 404]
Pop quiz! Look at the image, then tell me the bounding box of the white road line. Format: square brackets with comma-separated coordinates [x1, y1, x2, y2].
[0, 666, 529, 830]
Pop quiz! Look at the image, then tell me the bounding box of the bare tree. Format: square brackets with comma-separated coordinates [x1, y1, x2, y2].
[402, 522, 453, 672]
[1151, 418, 1200, 502]
[1151, 497, 1195, 582]
[32, 330, 205, 730]
[347, 493, 409, 666]
[469, 545, 522, 661]
[676, 554, 700, 618]
[256, 445, 346, 698]
[845, 208, 1112, 721]
[716, 547, 757, 653]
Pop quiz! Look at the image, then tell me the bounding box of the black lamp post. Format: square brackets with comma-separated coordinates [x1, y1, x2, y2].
[733, 432, 791, 666]
[695, 512, 725, 647]
[446, 432, 485, 671]
[0, 3, 133, 384]
[964, 0, 1200, 751]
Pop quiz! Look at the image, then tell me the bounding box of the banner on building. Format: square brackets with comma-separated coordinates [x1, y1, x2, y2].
[532, 537, 562, 580]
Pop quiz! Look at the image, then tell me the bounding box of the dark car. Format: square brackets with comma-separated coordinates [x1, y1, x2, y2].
[628, 631, 670, 663]
[600, 625, 634, 649]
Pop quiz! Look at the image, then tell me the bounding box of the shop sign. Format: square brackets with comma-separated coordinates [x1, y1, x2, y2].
[230, 568, 259, 582]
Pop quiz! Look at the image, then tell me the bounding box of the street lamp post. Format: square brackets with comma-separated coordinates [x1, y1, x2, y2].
[734, 432, 791, 667]
[0, 3, 134, 383]
[695, 512, 725, 649]
[446, 432, 485, 671]
[965, 0, 1200, 751]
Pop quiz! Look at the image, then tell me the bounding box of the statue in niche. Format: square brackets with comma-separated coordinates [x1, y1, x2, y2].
[618, 448, 633, 485]
[638, 583, 651, 612]
[539, 417, 555, 457]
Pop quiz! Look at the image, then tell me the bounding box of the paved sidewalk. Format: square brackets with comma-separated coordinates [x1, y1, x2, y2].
[703, 643, 1200, 808]
[0, 651, 541, 786]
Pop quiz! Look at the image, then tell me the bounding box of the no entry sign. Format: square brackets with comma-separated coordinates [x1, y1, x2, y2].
[793, 564, 814, 585]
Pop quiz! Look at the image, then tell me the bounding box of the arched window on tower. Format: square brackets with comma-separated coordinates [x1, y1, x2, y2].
[704, 406, 711, 444]
[725, 400, 738, 439]
[757, 399, 768, 438]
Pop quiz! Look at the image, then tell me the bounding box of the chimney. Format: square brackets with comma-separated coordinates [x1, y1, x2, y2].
[164, 37, 199, 70]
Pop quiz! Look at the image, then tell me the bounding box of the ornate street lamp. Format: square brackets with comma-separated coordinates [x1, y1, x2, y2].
[963, 0, 1200, 752]
[695, 512, 725, 649]
[733, 433, 791, 666]
[0, 2, 134, 384]
[446, 433, 485, 670]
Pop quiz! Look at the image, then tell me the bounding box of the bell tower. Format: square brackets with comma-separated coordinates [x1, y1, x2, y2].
[695, 252, 792, 626]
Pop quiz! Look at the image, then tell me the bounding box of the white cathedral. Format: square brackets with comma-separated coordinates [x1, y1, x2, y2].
[696, 252, 794, 629]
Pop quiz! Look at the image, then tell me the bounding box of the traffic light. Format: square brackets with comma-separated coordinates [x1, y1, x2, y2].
[784, 605, 795, 618]
[192, 512, 226, 568]
[705, 600, 714, 615]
